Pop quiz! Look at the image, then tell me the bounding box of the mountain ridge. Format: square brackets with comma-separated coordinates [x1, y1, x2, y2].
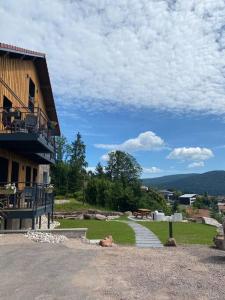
[142, 170, 225, 195]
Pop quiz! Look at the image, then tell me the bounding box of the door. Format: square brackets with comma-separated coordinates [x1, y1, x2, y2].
[32, 168, 38, 185]
[25, 166, 31, 186]
[0, 157, 9, 183]
[11, 161, 19, 186]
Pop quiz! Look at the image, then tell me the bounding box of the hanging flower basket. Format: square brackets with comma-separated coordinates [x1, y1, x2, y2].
[0, 183, 17, 195]
[44, 184, 54, 194]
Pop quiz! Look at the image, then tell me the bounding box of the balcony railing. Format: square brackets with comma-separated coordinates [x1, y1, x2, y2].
[0, 182, 54, 211]
[0, 107, 57, 148]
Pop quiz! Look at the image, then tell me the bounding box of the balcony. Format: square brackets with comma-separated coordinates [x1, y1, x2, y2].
[0, 107, 57, 155]
[0, 182, 54, 220]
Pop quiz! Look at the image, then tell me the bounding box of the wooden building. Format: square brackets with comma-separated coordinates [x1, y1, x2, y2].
[0, 43, 60, 230]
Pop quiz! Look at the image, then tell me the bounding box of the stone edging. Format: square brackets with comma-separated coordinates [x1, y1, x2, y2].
[0, 228, 87, 239]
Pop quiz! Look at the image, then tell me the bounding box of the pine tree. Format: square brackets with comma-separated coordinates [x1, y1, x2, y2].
[95, 162, 104, 177]
[68, 132, 88, 192]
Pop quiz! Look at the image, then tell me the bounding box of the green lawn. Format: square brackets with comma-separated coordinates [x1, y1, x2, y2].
[58, 219, 135, 245]
[55, 199, 110, 212]
[140, 222, 217, 245]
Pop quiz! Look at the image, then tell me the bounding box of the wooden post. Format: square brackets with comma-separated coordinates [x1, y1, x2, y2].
[32, 217, 35, 230]
[4, 218, 7, 230]
[39, 216, 42, 229]
[47, 213, 50, 229]
[169, 221, 173, 238]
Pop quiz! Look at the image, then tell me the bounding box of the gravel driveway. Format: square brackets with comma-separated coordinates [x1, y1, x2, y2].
[0, 235, 225, 299]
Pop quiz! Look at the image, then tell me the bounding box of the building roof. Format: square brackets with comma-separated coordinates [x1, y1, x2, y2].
[159, 190, 174, 194]
[179, 194, 197, 198]
[0, 43, 60, 135]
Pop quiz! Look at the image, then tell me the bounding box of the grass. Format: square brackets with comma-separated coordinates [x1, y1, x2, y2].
[58, 219, 135, 245]
[140, 221, 217, 245]
[55, 198, 110, 212]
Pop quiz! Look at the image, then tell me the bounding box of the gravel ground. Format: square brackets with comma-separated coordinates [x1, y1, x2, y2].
[0, 235, 225, 300]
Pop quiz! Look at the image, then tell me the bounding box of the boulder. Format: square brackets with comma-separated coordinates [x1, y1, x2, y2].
[164, 238, 177, 247]
[214, 234, 225, 250]
[83, 214, 95, 220]
[124, 211, 132, 216]
[95, 214, 107, 221]
[99, 235, 113, 247]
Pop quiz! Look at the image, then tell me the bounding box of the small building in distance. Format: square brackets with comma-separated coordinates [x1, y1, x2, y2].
[140, 185, 149, 192]
[179, 194, 197, 205]
[159, 190, 174, 202]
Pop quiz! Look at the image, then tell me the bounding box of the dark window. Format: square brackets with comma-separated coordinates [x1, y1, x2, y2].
[33, 168, 38, 184]
[0, 157, 9, 183]
[28, 78, 35, 112]
[25, 166, 31, 186]
[43, 172, 48, 184]
[3, 96, 12, 112]
[11, 161, 19, 186]
[2, 96, 12, 128]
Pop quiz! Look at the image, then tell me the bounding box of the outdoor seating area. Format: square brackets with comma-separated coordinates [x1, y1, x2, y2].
[133, 208, 151, 219]
[0, 183, 54, 210]
[130, 210, 183, 222]
[0, 107, 57, 145]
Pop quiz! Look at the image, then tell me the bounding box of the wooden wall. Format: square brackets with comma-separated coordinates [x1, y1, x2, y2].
[0, 56, 47, 113]
[0, 148, 39, 189]
[0, 56, 50, 185]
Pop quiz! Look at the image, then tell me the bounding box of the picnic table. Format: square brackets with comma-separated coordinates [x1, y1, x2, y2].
[133, 208, 151, 219]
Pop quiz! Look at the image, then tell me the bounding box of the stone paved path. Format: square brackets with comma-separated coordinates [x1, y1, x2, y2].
[127, 221, 163, 248]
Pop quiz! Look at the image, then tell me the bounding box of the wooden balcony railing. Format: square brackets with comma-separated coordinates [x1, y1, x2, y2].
[0, 107, 57, 148]
[0, 182, 54, 211]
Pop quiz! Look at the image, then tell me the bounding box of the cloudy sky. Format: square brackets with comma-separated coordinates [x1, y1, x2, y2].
[1, 0, 225, 177]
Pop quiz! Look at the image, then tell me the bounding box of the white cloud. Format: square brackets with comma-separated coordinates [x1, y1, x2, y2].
[95, 131, 164, 152]
[1, 1, 225, 115]
[188, 161, 205, 168]
[167, 147, 214, 161]
[86, 166, 96, 172]
[101, 153, 110, 162]
[143, 167, 162, 174]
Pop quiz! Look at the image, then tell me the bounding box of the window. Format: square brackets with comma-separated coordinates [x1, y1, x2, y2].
[28, 78, 35, 112]
[0, 157, 9, 183]
[25, 166, 31, 186]
[43, 172, 48, 184]
[2, 96, 12, 128]
[3, 96, 12, 112]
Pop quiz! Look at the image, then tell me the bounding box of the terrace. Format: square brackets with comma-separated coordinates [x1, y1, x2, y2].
[0, 182, 54, 229]
[0, 107, 57, 163]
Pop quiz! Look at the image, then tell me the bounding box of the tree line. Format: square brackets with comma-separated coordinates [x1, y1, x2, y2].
[51, 133, 169, 212]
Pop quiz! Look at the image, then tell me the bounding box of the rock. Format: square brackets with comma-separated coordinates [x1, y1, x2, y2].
[99, 235, 113, 247]
[95, 214, 107, 221]
[124, 211, 132, 216]
[107, 215, 120, 220]
[202, 217, 221, 228]
[25, 231, 67, 244]
[164, 238, 177, 247]
[83, 214, 95, 220]
[213, 234, 225, 250]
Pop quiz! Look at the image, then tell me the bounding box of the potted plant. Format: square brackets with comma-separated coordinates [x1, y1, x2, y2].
[44, 184, 54, 194]
[0, 183, 17, 195]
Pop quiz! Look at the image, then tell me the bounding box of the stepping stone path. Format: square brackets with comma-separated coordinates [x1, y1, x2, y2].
[127, 221, 163, 248]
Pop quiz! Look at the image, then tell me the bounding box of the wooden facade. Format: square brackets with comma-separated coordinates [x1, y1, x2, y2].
[0, 43, 60, 229]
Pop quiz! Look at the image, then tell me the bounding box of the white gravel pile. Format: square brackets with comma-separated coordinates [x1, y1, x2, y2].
[25, 231, 68, 244]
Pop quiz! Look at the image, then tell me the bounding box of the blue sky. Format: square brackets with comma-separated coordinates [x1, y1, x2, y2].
[1, 0, 225, 177]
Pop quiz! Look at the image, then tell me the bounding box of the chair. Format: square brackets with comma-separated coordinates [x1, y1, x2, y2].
[25, 114, 38, 132]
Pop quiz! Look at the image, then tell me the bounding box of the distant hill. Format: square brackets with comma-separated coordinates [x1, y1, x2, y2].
[142, 171, 225, 196]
